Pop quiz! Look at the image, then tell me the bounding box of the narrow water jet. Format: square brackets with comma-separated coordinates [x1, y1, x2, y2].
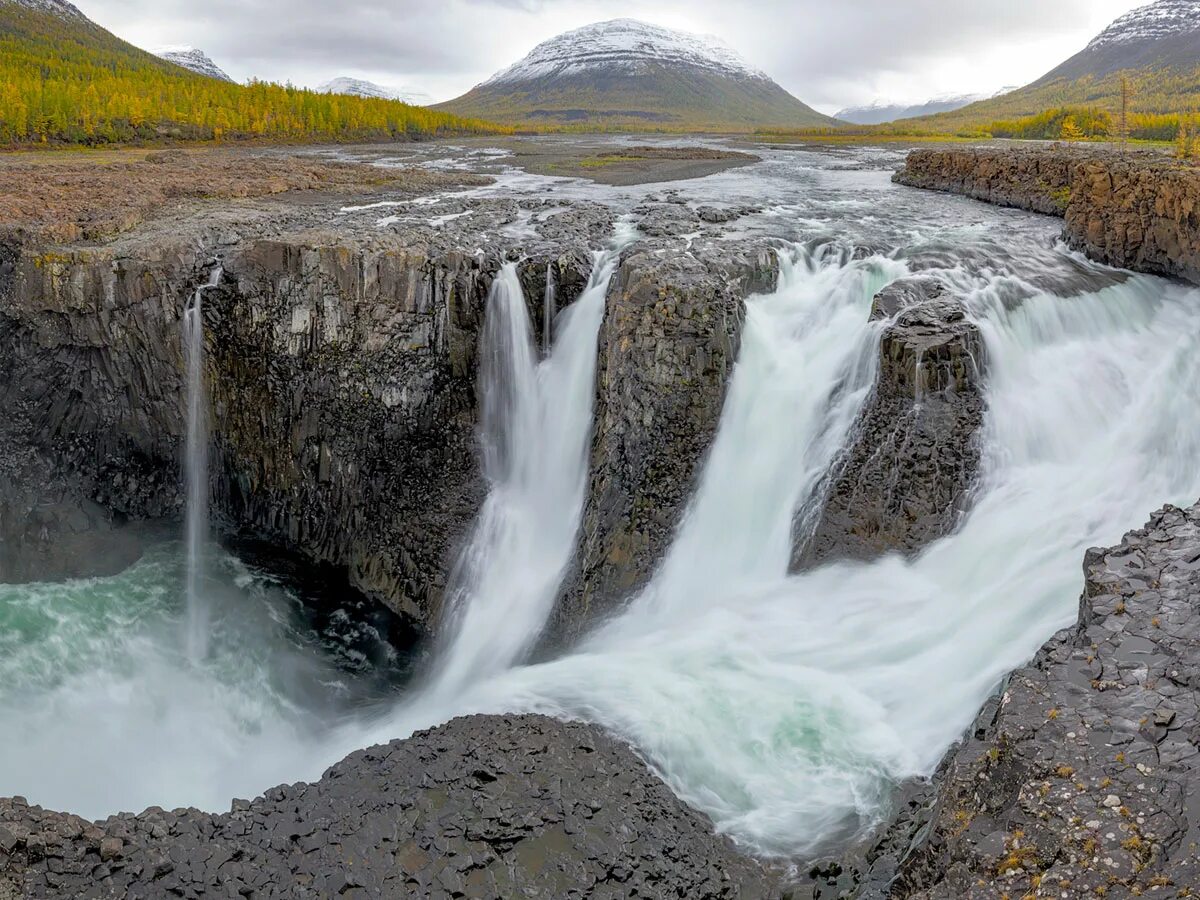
[182, 266, 222, 663]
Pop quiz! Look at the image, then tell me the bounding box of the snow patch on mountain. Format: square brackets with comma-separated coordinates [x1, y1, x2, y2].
[318, 77, 430, 105]
[836, 87, 1018, 125]
[1086, 0, 1200, 49]
[156, 47, 233, 82]
[482, 18, 770, 87]
[6, 0, 86, 19]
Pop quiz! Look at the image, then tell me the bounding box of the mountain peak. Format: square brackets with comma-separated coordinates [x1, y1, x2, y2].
[155, 47, 233, 82]
[481, 18, 770, 88]
[4, 0, 86, 19]
[1086, 0, 1200, 51]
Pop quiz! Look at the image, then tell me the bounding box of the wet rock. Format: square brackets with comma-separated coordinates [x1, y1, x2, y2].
[796, 279, 985, 567]
[895, 146, 1200, 283]
[814, 501, 1200, 898]
[553, 241, 779, 641]
[0, 716, 773, 899]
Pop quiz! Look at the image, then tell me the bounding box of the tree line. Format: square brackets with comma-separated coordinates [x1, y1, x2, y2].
[0, 4, 502, 145]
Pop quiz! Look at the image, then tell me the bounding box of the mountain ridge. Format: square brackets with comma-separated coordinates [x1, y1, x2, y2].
[155, 47, 233, 82]
[892, 0, 1200, 132]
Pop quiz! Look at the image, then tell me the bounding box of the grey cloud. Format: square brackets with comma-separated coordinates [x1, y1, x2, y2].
[73, 0, 1143, 108]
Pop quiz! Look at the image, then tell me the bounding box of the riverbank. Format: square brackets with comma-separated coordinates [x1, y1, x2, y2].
[895, 145, 1200, 283]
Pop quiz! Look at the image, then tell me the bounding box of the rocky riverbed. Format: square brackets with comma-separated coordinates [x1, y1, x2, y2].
[3, 137, 1200, 899]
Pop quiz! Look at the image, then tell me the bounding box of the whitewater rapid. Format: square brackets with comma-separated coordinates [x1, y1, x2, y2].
[356, 241, 1200, 858]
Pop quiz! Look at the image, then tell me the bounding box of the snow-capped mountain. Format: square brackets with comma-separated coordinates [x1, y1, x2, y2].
[6, 0, 85, 18]
[156, 47, 233, 82]
[1086, 0, 1200, 51]
[481, 18, 770, 86]
[1034, 0, 1200, 83]
[436, 18, 835, 130]
[836, 87, 1018, 126]
[318, 77, 430, 105]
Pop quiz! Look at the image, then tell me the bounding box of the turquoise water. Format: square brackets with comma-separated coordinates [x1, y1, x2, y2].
[0, 543, 411, 819]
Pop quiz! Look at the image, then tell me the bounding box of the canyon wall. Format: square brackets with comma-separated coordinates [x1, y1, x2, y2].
[0, 225, 592, 626]
[896, 146, 1200, 283]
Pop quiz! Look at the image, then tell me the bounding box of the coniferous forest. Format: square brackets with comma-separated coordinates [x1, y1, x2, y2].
[0, 3, 502, 145]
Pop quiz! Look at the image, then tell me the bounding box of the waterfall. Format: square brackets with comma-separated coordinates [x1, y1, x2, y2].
[359, 244, 1200, 859]
[426, 225, 633, 698]
[182, 266, 222, 663]
[543, 263, 557, 353]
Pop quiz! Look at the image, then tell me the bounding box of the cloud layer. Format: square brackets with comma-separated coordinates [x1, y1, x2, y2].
[72, 0, 1148, 110]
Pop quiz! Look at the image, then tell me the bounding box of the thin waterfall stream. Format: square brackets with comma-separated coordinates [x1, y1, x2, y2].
[182, 266, 222, 663]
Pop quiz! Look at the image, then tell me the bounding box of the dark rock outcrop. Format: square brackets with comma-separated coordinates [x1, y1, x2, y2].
[0, 715, 773, 899]
[893, 147, 1076, 216]
[553, 242, 778, 641]
[895, 146, 1200, 283]
[887, 501, 1200, 898]
[797, 279, 986, 567]
[0, 215, 596, 624]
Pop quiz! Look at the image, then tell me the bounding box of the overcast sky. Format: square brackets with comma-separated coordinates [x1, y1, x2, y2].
[72, 0, 1149, 112]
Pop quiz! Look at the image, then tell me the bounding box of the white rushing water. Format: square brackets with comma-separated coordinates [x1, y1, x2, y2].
[182, 267, 222, 663]
[354, 241, 1200, 858]
[425, 223, 635, 700]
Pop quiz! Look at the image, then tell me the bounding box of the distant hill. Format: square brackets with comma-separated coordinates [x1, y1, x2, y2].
[435, 18, 837, 131]
[318, 77, 431, 105]
[0, 0, 500, 145]
[899, 0, 1200, 133]
[155, 47, 233, 82]
[838, 94, 989, 126]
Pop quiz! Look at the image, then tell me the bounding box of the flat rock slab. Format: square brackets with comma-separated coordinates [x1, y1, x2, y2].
[0, 715, 773, 898]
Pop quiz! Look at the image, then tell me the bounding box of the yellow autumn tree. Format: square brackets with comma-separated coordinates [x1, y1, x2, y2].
[0, 3, 506, 146]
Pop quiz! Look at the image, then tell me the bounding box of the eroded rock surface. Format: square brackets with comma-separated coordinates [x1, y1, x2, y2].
[0, 715, 772, 899]
[797, 279, 985, 567]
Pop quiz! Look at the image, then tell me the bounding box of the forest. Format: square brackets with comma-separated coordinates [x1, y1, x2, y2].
[0, 3, 501, 145]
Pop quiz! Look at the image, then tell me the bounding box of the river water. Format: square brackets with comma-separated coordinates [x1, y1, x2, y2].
[3, 140, 1199, 860]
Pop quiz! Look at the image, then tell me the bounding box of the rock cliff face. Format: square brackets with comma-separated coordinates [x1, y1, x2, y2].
[797, 279, 986, 567]
[0, 221, 593, 626]
[895, 147, 1200, 283]
[894, 147, 1076, 216]
[0, 715, 773, 899]
[553, 242, 778, 641]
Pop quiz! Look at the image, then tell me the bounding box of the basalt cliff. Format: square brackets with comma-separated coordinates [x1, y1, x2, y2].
[3, 144, 1200, 899]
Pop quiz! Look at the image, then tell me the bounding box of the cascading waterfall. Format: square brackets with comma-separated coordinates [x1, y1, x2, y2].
[425, 223, 634, 699]
[182, 266, 222, 663]
[359, 242, 1200, 859]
